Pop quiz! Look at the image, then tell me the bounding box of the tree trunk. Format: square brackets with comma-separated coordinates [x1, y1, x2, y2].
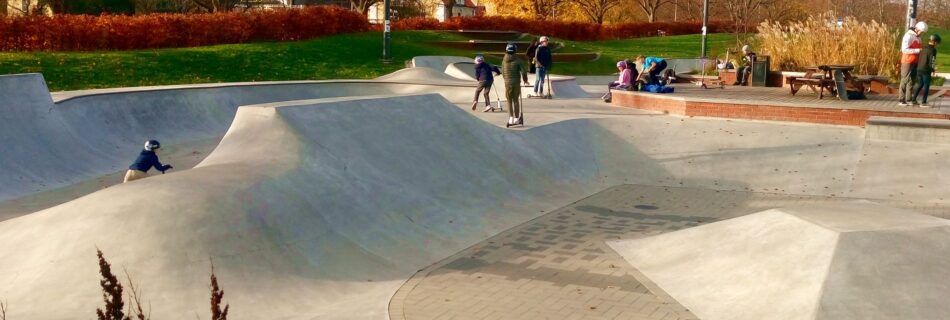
[443, 0, 454, 20]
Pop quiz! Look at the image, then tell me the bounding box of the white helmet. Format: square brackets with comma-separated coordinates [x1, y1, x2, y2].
[741, 45, 750, 52]
[539, 36, 549, 43]
[915, 21, 928, 33]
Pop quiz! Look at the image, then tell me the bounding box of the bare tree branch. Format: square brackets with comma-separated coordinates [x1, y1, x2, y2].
[632, 0, 673, 22]
[572, 0, 621, 24]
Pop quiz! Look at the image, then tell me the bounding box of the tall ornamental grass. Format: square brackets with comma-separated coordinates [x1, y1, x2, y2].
[757, 13, 900, 79]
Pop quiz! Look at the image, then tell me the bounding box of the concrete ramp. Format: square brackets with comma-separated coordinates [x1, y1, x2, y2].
[0, 75, 497, 204]
[608, 201, 950, 320]
[374, 66, 469, 83]
[410, 56, 471, 70]
[0, 94, 647, 319]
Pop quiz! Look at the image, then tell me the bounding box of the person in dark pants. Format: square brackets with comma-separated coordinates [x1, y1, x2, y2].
[899, 21, 928, 106]
[124, 140, 173, 183]
[502, 43, 529, 126]
[734, 45, 757, 86]
[472, 55, 501, 112]
[913, 34, 941, 108]
[531, 36, 553, 97]
[636, 55, 667, 85]
[525, 39, 539, 74]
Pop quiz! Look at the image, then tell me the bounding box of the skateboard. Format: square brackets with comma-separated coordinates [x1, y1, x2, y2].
[833, 69, 848, 101]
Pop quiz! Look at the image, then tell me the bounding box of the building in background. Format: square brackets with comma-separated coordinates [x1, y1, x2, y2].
[368, 0, 486, 23]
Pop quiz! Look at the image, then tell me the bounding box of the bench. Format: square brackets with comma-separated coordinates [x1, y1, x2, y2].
[788, 76, 834, 99]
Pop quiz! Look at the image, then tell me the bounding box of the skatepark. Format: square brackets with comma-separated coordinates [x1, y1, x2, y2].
[2, 55, 950, 320]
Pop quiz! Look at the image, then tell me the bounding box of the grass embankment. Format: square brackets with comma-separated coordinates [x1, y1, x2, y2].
[0, 31, 771, 91]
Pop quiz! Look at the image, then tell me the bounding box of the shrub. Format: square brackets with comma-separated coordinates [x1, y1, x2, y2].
[757, 13, 900, 79]
[0, 6, 370, 52]
[391, 16, 736, 41]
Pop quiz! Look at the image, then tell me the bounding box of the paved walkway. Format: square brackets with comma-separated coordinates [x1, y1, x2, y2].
[389, 184, 950, 319]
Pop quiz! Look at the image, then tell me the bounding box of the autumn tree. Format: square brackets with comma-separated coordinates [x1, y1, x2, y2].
[187, 0, 242, 12]
[633, 0, 672, 22]
[350, 0, 380, 15]
[572, 0, 621, 24]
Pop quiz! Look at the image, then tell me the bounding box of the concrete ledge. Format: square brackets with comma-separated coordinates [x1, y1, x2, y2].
[866, 116, 950, 144]
[611, 90, 950, 126]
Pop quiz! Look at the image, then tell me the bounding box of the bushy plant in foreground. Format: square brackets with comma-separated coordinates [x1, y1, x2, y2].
[0, 6, 370, 52]
[392, 16, 736, 41]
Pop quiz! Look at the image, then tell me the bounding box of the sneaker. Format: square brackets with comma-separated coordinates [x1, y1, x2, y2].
[483, 106, 493, 112]
[471, 101, 478, 110]
[910, 101, 920, 106]
[920, 103, 931, 108]
[898, 101, 909, 106]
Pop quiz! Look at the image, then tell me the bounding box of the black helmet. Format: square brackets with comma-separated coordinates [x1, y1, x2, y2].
[505, 43, 517, 53]
[930, 34, 941, 44]
[144, 139, 161, 151]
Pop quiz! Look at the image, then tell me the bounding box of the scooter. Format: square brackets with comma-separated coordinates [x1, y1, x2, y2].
[506, 94, 524, 128]
[526, 73, 554, 99]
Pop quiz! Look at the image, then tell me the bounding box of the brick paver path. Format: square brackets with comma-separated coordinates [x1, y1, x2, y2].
[389, 184, 950, 319]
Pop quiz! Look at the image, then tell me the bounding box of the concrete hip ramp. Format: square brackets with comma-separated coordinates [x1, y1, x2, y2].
[0, 94, 645, 319]
[608, 201, 950, 320]
[0, 71, 541, 205]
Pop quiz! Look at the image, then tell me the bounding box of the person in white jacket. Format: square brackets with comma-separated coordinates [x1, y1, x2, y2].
[899, 21, 928, 106]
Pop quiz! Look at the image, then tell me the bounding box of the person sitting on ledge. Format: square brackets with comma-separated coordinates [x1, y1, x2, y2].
[124, 140, 173, 183]
[734, 45, 757, 86]
[603, 60, 634, 102]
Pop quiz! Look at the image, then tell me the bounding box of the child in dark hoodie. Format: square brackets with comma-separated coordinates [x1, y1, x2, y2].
[913, 34, 941, 107]
[124, 139, 173, 183]
[472, 55, 502, 112]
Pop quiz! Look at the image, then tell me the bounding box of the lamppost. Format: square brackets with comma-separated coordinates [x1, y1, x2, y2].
[905, 0, 918, 30]
[382, 0, 392, 63]
[700, 0, 709, 58]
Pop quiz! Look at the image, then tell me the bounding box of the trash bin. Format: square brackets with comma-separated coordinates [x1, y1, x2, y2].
[750, 55, 770, 87]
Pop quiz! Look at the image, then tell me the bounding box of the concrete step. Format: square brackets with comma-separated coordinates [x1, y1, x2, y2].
[866, 116, 950, 144]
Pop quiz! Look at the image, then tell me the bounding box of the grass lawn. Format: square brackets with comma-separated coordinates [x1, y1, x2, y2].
[931, 27, 949, 73]
[0, 31, 780, 91]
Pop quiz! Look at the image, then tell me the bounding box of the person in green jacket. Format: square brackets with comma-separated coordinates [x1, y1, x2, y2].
[912, 34, 941, 107]
[502, 43, 530, 126]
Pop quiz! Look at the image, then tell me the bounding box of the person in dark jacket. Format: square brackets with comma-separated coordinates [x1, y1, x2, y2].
[124, 139, 173, 183]
[733, 45, 757, 86]
[912, 34, 940, 107]
[502, 43, 530, 126]
[472, 55, 502, 112]
[531, 36, 553, 97]
[525, 39, 539, 74]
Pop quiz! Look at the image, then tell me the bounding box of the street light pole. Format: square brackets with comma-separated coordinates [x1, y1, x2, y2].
[382, 0, 392, 63]
[700, 0, 709, 58]
[905, 0, 918, 30]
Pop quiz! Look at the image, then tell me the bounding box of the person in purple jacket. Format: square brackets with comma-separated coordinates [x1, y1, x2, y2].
[123, 140, 173, 183]
[603, 60, 634, 102]
[472, 55, 502, 112]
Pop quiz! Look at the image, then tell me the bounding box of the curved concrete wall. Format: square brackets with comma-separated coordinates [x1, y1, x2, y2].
[0, 75, 484, 202]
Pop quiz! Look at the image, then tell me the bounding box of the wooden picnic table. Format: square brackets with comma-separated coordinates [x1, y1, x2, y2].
[788, 65, 869, 100]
